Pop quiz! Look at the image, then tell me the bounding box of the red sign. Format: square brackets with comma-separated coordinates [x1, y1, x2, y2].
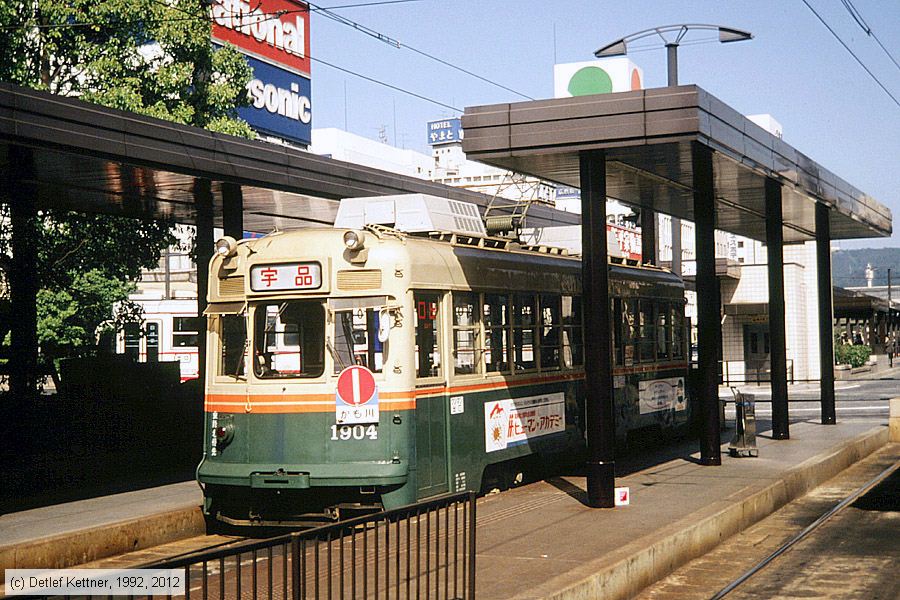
[211, 0, 311, 76]
[607, 223, 642, 261]
[336, 366, 376, 406]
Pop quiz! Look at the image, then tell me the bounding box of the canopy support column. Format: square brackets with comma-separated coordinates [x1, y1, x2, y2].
[194, 179, 214, 390]
[6, 146, 39, 400]
[816, 203, 836, 424]
[766, 178, 790, 439]
[223, 182, 244, 240]
[692, 142, 722, 466]
[641, 208, 656, 266]
[580, 149, 616, 507]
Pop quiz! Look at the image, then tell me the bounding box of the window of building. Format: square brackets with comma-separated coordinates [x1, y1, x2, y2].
[452, 292, 480, 375]
[414, 293, 441, 378]
[173, 316, 202, 347]
[484, 293, 509, 372]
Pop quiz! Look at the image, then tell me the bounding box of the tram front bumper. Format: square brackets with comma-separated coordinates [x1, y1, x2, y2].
[197, 459, 409, 488]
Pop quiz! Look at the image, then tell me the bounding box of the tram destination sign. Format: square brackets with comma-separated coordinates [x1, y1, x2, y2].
[250, 262, 322, 291]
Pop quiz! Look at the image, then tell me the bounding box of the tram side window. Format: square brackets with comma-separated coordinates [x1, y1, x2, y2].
[612, 298, 624, 366]
[219, 314, 247, 377]
[484, 294, 509, 372]
[562, 295, 584, 368]
[540, 294, 561, 369]
[638, 300, 655, 363]
[620, 298, 636, 366]
[656, 302, 670, 362]
[513, 293, 537, 370]
[173, 316, 202, 347]
[124, 322, 141, 361]
[672, 305, 685, 360]
[333, 309, 384, 373]
[414, 293, 441, 378]
[452, 293, 480, 375]
[254, 301, 324, 378]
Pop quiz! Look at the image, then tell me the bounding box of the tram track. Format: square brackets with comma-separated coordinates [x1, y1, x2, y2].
[636, 443, 900, 600]
[709, 458, 900, 599]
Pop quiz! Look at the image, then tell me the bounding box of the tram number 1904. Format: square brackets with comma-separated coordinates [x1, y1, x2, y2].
[330, 424, 378, 441]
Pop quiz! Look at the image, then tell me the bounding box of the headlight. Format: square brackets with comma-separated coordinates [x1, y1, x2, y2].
[215, 236, 238, 258]
[343, 230, 366, 251]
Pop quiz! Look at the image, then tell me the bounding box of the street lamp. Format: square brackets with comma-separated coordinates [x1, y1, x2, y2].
[595, 24, 753, 86]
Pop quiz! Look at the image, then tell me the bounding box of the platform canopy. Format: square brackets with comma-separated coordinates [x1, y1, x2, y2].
[461, 85, 891, 242]
[0, 83, 577, 232]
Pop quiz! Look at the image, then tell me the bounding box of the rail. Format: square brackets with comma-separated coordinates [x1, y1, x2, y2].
[136, 491, 477, 600]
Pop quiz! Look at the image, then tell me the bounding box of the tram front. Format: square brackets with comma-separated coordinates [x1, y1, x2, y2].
[197, 229, 417, 527]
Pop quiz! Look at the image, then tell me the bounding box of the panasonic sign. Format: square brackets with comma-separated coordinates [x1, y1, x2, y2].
[212, 0, 312, 146]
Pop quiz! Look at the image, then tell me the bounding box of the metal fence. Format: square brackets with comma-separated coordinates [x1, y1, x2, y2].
[148, 492, 476, 600]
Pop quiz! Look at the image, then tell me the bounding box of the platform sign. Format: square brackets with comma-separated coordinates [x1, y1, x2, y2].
[615, 487, 630, 506]
[427, 119, 463, 145]
[484, 392, 565, 453]
[335, 365, 379, 424]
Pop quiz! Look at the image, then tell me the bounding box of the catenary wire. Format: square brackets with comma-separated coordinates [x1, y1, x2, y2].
[799, 0, 900, 109]
[307, 1, 535, 100]
[839, 0, 900, 73]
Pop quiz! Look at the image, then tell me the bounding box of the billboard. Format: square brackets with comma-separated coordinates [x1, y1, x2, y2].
[212, 0, 312, 146]
[553, 57, 643, 98]
[427, 118, 463, 145]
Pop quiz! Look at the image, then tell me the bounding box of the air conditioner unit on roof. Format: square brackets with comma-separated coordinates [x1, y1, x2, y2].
[335, 194, 487, 237]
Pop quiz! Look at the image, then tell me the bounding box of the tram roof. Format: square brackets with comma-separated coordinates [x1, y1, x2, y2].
[0, 83, 578, 233]
[461, 85, 891, 243]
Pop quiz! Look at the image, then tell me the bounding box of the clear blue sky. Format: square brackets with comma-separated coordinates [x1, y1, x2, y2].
[309, 0, 900, 248]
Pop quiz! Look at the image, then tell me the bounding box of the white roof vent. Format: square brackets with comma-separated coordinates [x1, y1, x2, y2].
[335, 193, 487, 236]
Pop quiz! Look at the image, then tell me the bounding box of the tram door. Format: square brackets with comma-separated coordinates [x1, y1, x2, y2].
[743, 324, 771, 382]
[414, 293, 449, 498]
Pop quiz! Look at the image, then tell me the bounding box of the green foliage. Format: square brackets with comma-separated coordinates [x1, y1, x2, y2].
[0, 1, 255, 366]
[0, 0, 254, 131]
[834, 344, 872, 368]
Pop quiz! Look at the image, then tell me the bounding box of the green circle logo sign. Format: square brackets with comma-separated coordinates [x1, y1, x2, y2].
[567, 66, 613, 96]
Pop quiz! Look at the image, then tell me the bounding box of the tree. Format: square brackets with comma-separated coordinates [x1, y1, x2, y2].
[0, 1, 254, 390]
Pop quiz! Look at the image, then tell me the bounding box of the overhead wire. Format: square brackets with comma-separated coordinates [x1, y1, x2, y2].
[1, 0, 462, 112]
[799, 0, 900, 110]
[307, 1, 535, 100]
[838, 0, 900, 74]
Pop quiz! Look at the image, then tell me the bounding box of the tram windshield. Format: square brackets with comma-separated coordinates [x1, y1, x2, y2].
[253, 301, 325, 378]
[332, 308, 384, 373]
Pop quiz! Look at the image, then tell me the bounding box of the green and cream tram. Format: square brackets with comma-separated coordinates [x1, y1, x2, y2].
[197, 196, 689, 526]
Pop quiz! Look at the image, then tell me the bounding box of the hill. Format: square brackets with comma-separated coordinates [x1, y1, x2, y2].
[832, 247, 900, 288]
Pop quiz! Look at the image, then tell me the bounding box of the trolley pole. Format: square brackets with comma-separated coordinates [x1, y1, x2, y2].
[579, 149, 616, 508]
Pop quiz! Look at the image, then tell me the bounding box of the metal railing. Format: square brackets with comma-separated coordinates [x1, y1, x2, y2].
[146, 491, 476, 600]
[720, 359, 794, 385]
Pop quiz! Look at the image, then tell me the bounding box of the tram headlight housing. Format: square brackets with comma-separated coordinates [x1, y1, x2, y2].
[215, 236, 238, 258]
[343, 230, 366, 251]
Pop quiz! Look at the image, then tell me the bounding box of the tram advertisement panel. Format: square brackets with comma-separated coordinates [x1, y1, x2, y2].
[484, 393, 566, 453]
[638, 377, 686, 414]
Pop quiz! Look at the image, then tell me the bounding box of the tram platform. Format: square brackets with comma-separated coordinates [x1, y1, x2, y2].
[0, 415, 891, 600]
[0, 481, 203, 581]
